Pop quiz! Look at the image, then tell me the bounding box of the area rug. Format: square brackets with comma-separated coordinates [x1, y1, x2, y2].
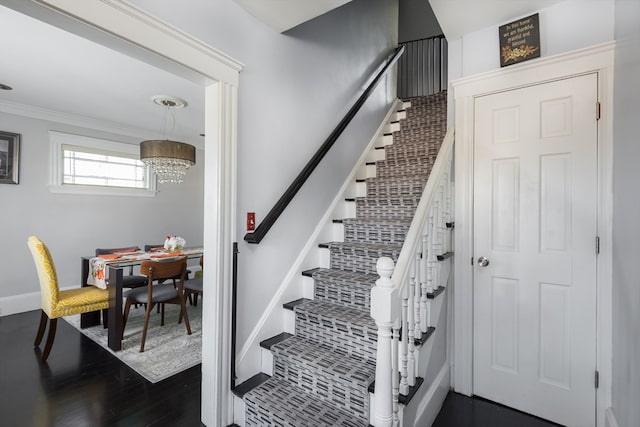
[65, 303, 201, 383]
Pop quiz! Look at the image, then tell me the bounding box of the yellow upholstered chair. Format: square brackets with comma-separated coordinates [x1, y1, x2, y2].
[27, 235, 110, 361]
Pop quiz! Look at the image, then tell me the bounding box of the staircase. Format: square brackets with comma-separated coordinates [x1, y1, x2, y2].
[236, 91, 448, 426]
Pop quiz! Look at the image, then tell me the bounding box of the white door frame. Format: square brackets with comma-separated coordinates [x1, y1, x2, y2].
[451, 42, 614, 427]
[9, 1, 244, 425]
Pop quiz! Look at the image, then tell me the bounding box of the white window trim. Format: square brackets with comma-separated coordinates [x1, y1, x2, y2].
[49, 130, 157, 197]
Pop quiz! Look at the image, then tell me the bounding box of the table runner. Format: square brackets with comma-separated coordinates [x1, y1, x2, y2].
[87, 248, 203, 289]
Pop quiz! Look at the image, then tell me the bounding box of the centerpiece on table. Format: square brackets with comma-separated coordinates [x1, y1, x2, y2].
[164, 235, 186, 254]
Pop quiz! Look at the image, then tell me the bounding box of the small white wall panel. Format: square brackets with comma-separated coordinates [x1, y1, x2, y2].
[492, 106, 520, 144]
[492, 158, 520, 251]
[491, 277, 519, 374]
[540, 154, 572, 253]
[540, 97, 572, 139]
[539, 282, 571, 389]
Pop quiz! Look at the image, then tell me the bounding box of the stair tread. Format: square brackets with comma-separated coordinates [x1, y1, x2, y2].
[283, 298, 312, 310]
[260, 332, 294, 350]
[427, 286, 446, 299]
[244, 376, 368, 427]
[233, 372, 271, 399]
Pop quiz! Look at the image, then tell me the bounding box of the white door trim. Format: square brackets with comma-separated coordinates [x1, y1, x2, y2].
[13, 1, 244, 425]
[451, 41, 614, 427]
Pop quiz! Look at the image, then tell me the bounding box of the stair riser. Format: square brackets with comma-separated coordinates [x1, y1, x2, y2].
[396, 118, 447, 133]
[273, 358, 373, 421]
[244, 379, 368, 427]
[294, 309, 378, 360]
[313, 279, 372, 311]
[365, 179, 426, 198]
[384, 141, 443, 162]
[374, 160, 435, 179]
[311, 269, 378, 310]
[356, 200, 418, 220]
[343, 222, 410, 245]
[328, 246, 401, 274]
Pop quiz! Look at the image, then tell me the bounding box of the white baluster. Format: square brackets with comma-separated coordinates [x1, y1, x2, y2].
[407, 258, 416, 387]
[392, 321, 400, 427]
[426, 212, 435, 294]
[399, 285, 409, 395]
[371, 257, 399, 427]
[444, 172, 452, 252]
[421, 234, 429, 334]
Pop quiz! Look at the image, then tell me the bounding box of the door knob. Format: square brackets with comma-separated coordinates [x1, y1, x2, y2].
[477, 256, 490, 267]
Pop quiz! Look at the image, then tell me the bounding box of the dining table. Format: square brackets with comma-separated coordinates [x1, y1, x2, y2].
[80, 247, 204, 351]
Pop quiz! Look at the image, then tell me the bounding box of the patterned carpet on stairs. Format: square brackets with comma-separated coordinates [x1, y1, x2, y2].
[244, 91, 447, 426]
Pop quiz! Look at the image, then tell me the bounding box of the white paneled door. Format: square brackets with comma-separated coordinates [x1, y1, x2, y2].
[472, 73, 598, 427]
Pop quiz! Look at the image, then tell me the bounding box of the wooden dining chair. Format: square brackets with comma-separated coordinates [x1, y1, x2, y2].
[183, 278, 203, 306]
[144, 243, 191, 281]
[95, 246, 147, 289]
[122, 257, 191, 352]
[183, 256, 204, 307]
[28, 236, 109, 361]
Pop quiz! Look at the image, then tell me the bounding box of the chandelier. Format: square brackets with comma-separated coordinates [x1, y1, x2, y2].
[140, 96, 196, 184]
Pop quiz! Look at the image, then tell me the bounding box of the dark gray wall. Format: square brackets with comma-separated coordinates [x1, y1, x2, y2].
[612, 0, 640, 425]
[399, 0, 442, 42]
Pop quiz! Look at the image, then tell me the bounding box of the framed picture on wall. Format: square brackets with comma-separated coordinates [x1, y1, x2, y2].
[0, 131, 20, 184]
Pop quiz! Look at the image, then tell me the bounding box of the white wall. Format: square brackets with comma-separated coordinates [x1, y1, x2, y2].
[612, 1, 640, 426]
[0, 112, 204, 315]
[447, 0, 614, 81]
[127, 0, 399, 380]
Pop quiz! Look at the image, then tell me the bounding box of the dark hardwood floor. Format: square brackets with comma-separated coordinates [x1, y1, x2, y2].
[433, 392, 563, 427]
[0, 310, 202, 427]
[2, 310, 562, 427]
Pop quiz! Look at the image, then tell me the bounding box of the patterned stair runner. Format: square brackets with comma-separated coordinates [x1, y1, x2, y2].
[243, 91, 447, 426]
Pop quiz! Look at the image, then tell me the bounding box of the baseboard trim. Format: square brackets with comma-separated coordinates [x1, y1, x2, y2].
[0, 291, 40, 317]
[605, 407, 619, 427]
[0, 285, 79, 317]
[413, 363, 450, 427]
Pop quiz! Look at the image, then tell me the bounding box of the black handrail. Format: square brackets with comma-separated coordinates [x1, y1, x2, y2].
[244, 45, 405, 244]
[231, 242, 239, 389]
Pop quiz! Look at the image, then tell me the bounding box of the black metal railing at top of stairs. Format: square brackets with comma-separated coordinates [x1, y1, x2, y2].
[243, 45, 405, 245]
[397, 35, 448, 99]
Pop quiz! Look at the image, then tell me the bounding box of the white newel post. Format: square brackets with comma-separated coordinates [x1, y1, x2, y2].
[371, 257, 400, 427]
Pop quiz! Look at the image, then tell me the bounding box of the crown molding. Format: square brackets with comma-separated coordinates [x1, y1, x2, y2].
[31, 0, 244, 86]
[0, 99, 152, 142]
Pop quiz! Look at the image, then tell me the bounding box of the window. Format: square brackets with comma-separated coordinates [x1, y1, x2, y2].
[50, 131, 156, 196]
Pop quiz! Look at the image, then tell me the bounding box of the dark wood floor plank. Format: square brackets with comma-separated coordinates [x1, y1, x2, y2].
[0, 310, 202, 427]
[433, 392, 564, 427]
[3, 311, 564, 427]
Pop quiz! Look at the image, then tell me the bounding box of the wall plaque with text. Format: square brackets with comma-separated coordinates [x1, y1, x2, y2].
[499, 13, 540, 67]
